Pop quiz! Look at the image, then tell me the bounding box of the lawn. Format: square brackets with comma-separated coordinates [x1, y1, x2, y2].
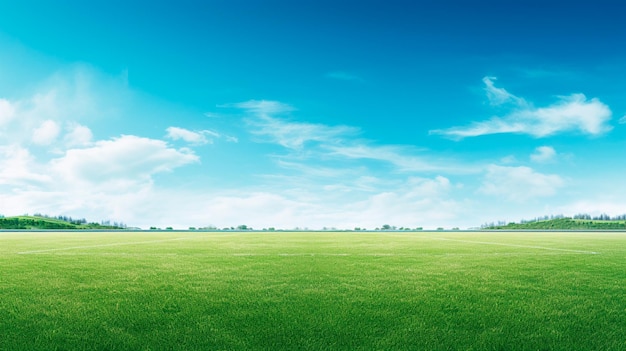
[1, 231, 625, 350]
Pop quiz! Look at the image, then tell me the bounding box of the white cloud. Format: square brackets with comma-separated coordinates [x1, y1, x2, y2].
[64, 123, 93, 147]
[0, 145, 51, 186]
[0, 134, 199, 225]
[483, 76, 526, 106]
[530, 146, 556, 163]
[165, 126, 219, 145]
[51, 135, 199, 187]
[619, 115, 626, 124]
[479, 165, 564, 201]
[431, 78, 612, 139]
[32, 120, 61, 145]
[0, 64, 209, 226]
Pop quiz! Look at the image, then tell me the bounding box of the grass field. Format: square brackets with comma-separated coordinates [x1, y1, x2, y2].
[1, 231, 625, 350]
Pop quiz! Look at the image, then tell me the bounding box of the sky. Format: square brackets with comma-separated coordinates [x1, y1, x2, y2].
[0, 0, 625, 229]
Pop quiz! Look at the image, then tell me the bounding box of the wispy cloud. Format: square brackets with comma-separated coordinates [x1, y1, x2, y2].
[483, 77, 526, 107]
[229, 100, 295, 116]
[237, 100, 358, 150]
[326, 71, 365, 82]
[165, 126, 220, 145]
[431, 77, 612, 139]
[619, 115, 626, 124]
[325, 144, 442, 172]
[251, 116, 358, 150]
[530, 146, 556, 163]
[236, 99, 476, 174]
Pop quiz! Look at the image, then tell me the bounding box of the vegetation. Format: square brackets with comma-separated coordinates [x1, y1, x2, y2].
[483, 216, 626, 230]
[0, 215, 125, 230]
[1, 231, 625, 350]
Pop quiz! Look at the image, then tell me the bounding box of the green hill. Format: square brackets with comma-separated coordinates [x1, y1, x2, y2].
[0, 216, 124, 230]
[484, 217, 626, 230]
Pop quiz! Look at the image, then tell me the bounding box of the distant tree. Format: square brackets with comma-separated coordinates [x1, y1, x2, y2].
[381, 224, 391, 230]
[237, 224, 248, 230]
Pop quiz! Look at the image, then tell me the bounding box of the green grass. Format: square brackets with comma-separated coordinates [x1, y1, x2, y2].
[1, 231, 625, 350]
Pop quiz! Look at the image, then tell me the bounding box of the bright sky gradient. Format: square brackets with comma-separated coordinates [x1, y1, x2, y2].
[1, 1, 625, 229]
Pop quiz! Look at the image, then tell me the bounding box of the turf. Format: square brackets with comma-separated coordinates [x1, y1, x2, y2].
[1, 231, 625, 350]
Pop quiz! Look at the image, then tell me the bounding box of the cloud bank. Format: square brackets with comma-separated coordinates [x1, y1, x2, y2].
[479, 165, 564, 201]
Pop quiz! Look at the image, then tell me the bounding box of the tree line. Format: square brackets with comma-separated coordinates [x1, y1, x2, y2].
[482, 213, 626, 230]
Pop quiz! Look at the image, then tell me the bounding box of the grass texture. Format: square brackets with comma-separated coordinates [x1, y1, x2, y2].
[1, 231, 625, 350]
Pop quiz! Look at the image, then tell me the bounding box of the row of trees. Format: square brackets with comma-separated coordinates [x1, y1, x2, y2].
[31, 213, 127, 228]
[32, 213, 89, 225]
[150, 224, 439, 231]
[572, 213, 626, 221]
[517, 213, 626, 224]
[483, 213, 626, 230]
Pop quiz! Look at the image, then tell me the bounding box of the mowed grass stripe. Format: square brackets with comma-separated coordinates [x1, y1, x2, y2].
[15, 231, 599, 256]
[16, 236, 198, 254]
[2, 231, 625, 351]
[433, 237, 600, 254]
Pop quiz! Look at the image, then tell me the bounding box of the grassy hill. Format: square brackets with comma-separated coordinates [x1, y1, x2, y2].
[485, 217, 626, 230]
[0, 216, 124, 230]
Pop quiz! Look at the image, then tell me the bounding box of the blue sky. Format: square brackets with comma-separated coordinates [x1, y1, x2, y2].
[0, 0, 625, 229]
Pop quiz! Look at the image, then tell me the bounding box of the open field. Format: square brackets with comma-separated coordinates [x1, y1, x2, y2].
[1, 231, 625, 350]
